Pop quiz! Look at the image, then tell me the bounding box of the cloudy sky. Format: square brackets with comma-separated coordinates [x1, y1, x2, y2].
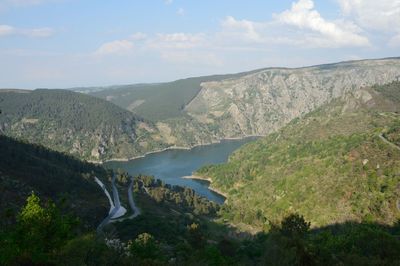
[0, 0, 399, 88]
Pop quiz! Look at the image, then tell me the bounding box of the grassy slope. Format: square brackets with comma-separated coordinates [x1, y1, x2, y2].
[196, 82, 400, 229]
[0, 135, 109, 228]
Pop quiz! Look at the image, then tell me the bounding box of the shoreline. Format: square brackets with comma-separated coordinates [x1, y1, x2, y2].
[89, 135, 263, 164]
[182, 174, 228, 200]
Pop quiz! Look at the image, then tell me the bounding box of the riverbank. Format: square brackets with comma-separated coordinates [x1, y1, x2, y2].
[182, 175, 228, 200]
[88, 135, 263, 165]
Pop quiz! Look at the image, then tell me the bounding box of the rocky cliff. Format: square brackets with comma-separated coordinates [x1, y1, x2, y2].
[182, 58, 400, 138]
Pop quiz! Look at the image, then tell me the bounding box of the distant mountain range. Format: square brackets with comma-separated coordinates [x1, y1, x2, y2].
[1, 58, 400, 162]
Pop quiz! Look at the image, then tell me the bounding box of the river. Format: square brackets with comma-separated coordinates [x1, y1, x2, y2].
[104, 137, 258, 204]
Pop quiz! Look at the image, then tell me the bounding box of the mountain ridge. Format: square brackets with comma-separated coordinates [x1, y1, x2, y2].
[1, 58, 400, 162]
[66, 56, 400, 94]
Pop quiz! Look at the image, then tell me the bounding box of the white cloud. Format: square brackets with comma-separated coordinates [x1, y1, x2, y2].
[0, 24, 14, 36]
[95, 40, 134, 56]
[22, 27, 53, 37]
[274, 0, 370, 47]
[150, 33, 206, 49]
[0, 24, 54, 37]
[337, 0, 400, 32]
[176, 7, 184, 16]
[221, 16, 263, 42]
[164, 0, 172, 5]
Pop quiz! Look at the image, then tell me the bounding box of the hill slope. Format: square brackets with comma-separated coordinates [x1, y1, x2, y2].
[0, 135, 108, 227]
[196, 82, 400, 230]
[77, 70, 265, 121]
[0, 89, 168, 161]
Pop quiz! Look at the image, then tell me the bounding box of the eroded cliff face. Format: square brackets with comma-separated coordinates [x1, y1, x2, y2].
[179, 59, 400, 139]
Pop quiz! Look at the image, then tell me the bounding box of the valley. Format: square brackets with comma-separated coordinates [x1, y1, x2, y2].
[4, 1, 400, 264]
[105, 137, 258, 203]
[1, 59, 400, 265]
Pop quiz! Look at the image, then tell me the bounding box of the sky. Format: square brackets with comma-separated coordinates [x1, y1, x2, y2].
[0, 0, 399, 89]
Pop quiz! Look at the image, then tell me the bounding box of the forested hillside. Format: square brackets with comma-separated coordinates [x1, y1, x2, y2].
[0, 135, 108, 227]
[197, 82, 400, 230]
[0, 89, 168, 161]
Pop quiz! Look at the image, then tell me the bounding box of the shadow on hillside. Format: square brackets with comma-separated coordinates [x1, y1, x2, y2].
[102, 180, 400, 266]
[0, 135, 109, 228]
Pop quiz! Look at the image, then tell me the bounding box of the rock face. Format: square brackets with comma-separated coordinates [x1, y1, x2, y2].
[182, 58, 400, 138]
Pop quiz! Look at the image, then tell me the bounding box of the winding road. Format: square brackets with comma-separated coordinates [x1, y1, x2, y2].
[110, 174, 127, 219]
[94, 176, 115, 214]
[95, 175, 141, 232]
[127, 177, 141, 218]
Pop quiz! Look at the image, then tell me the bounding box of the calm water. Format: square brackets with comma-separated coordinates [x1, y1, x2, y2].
[105, 137, 257, 204]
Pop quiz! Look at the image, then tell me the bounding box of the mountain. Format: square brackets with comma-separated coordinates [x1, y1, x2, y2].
[74, 69, 266, 121]
[0, 89, 169, 161]
[84, 58, 400, 150]
[0, 135, 108, 227]
[196, 81, 400, 230]
[2, 58, 400, 162]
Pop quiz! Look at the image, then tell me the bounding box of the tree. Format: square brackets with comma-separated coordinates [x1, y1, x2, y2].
[280, 213, 310, 237]
[187, 223, 205, 248]
[277, 213, 314, 266]
[1, 192, 76, 264]
[116, 168, 129, 184]
[128, 233, 162, 260]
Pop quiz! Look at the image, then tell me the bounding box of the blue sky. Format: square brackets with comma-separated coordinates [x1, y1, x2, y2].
[0, 0, 399, 88]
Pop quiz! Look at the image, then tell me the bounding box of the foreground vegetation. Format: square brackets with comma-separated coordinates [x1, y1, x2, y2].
[1, 130, 400, 265]
[2, 192, 400, 265]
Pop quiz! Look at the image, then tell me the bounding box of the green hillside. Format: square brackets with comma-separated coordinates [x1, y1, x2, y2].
[0, 135, 108, 228]
[196, 82, 400, 230]
[3, 165, 400, 265]
[0, 89, 167, 161]
[86, 71, 264, 121]
[2, 83, 400, 264]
